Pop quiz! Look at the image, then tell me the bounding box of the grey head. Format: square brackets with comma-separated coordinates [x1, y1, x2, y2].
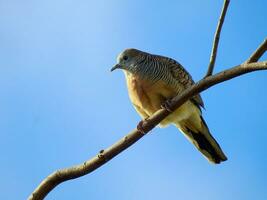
[111, 48, 148, 73]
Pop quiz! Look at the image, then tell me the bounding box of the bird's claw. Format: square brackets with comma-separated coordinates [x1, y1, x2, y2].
[137, 119, 148, 134]
[161, 99, 174, 112]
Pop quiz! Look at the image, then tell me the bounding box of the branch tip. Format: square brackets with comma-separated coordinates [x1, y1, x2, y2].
[205, 0, 230, 77]
[246, 38, 267, 64]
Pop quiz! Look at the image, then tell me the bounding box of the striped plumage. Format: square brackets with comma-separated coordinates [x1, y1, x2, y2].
[112, 48, 227, 164]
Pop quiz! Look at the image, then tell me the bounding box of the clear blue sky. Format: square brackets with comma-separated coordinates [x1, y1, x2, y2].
[1, 0, 267, 199]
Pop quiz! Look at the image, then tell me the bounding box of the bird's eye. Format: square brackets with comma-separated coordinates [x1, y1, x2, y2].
[123, 55, 128, 61]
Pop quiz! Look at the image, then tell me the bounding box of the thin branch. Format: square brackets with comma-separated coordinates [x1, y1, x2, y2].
[28, 60, 267, 200]
[205, 0, 230, 77]
[246, 38, 267, 63]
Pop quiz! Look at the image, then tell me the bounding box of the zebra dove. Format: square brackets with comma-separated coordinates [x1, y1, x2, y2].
[111, 48, 227, 164]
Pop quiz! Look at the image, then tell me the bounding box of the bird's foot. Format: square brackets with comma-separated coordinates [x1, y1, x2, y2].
[161, 99, 174, 112]
[137, 119, 149, 134]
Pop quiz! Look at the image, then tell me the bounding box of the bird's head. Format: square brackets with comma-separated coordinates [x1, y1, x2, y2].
[111, 48, 145, 73]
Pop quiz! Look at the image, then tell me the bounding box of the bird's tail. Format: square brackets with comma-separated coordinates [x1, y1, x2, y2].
[175, 116, 227, 164]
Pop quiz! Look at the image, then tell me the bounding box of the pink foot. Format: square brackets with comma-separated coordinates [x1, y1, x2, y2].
[161, 99, 174, 112]
[137, 119, 148, 134]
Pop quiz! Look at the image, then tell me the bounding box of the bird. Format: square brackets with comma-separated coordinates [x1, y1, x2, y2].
[111, 48, 227, 164]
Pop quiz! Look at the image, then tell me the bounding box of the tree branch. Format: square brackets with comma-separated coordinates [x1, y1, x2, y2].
[246, 38, 267, 63]
[205, 0, 230, 77]
[28, 60, 267, 200]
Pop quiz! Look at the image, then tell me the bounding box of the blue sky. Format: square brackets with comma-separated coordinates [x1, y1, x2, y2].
[1, 0, 267, 199]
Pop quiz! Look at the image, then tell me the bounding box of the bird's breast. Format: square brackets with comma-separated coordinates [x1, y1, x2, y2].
[124, 72, 174, 115]
[125, 73, 152, 107]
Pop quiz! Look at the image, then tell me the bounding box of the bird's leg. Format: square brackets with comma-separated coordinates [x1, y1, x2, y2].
[161, 99, 174, 112]
[137, 118, 149, 134]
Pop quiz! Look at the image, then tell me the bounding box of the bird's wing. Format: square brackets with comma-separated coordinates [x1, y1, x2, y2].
[155, 55, 204, 109]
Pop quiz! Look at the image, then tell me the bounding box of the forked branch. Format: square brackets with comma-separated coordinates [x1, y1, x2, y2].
[28, 46, 267, 200]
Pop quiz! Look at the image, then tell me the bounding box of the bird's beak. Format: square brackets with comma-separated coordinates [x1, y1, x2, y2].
[110, 64, 122, 72]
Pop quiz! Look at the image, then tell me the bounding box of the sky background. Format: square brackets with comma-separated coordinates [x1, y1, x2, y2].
[1, 0, 267, 199]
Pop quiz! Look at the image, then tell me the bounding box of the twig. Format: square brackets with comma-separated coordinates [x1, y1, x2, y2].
[246, 38, 267, 63]
[205, 0, 230, 77]
[28, 60, 267, 200]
